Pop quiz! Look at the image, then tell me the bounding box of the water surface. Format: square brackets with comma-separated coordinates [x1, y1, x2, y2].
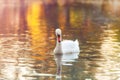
[0, 1, 120, 80]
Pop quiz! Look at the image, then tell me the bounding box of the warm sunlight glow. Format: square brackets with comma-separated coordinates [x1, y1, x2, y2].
[26, 2, 48, 60]
[111, 0, 120, 11]
[27, 2, 44, 27]
[1, 1, 120, 80]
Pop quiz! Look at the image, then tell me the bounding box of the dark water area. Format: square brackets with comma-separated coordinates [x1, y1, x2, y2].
[0, 0, 120, 80]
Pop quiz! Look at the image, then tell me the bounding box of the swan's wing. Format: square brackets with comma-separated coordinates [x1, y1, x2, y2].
[74, 39, 80, 52]
[61, 40, 75, 49]
[61, 40, 80, 53]
[74, 39, 79, 45]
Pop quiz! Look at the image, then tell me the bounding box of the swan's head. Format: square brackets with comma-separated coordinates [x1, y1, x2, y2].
[55, 28, 62, 43]
[55, 28, 61, 35]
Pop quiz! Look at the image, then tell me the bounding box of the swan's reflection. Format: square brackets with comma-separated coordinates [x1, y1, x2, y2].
[54, 52, 80, 80]
[54, 54, 62, 80]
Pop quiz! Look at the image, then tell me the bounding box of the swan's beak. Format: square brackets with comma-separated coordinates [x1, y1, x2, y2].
[57, 35, 61, 42]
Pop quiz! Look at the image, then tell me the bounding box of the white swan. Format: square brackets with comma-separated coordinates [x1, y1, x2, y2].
[54, 28, 80, 54]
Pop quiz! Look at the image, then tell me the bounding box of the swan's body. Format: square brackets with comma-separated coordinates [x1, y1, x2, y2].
[54, 28, 80, 54]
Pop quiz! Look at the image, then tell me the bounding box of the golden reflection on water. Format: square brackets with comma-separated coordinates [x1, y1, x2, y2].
[26, 2, 48, 60]
[70, 8, 84, 28]
[95, 25, 120, 80]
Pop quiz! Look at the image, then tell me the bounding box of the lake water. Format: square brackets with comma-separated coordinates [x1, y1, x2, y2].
[0, 1, 120, 80]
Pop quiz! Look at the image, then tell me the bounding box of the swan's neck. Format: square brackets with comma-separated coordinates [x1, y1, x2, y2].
[55, 41, 63, 54]
[56, 41, 62, 48]
[54, 34, 63, 54]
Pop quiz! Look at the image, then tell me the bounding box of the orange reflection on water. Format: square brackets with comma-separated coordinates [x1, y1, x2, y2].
[58, 7, 67, 29]
[26, 2, 48, 60]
